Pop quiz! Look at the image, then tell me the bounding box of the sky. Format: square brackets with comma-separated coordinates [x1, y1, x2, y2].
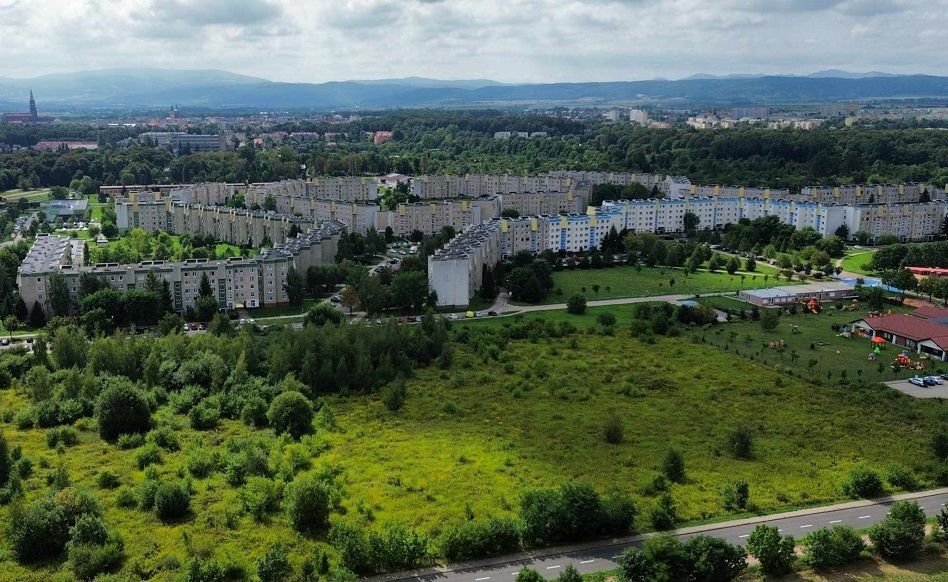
[0, 0, 946, 83]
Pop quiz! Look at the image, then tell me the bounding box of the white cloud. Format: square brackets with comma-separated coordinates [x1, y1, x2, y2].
[0, 0, 945, 83]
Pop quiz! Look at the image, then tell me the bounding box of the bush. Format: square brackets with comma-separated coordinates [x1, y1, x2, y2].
[147, 426, 180, 451]
[46, 426, 80, 448]
[154, 481, 191, 522]
[661, 448, 685, 482]
[602, 414, 624, 444]
[188, 400, 220, 430]
[596, 312, 617, 327]
[842, 466, 884, 499]
[256, 543, 291, 582]
[186, 449, 223, 479]
[515, 568, 545, 582]
[95, 382, 151, 441]
[566, 294, 587, 315]
[649, 493, 677, 530]
[66, 514, 124, 581]
[382, 383, 407, 412]
[240, 396, 269, 427]
[284, 472, 332, 533]
[726, 425, 753, 459]
[8, 488, 101, 563]
[116, 433, 144, 450]
[802, 525, 866, 569]
[686, 535, 747, 582]
[268, 391, 313, 440]
[746, 524, 795, 577]
[330, 521, 430, 575]
[240, 477, 282, 521]
[96, 471, 120, 489]
[184, 556, 246, 582]
[869, 500, 925, 561]
[115, 487, 136, 508]
[721, 481, 750, 511]
[135, 442, 162, 469]
[885, 465, 918, 490]
[441, 517, 522, 561]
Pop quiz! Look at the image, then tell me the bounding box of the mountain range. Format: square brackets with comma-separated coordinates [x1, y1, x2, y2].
[1, 68, 947, 112]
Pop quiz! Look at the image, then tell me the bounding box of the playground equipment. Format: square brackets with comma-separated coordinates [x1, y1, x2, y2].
[767, 339, 786, 350]
[892, 351, 926, 371]
[803, 298, 822, 314]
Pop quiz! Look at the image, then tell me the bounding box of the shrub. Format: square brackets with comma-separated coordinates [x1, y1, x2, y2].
[268, 391, 313, 440]
[885, 465, 917, 490]
[802, 525, 866, 569]
[95, 382, 151, 441]
[869, 501, 925, 561]
[154, 481, 191, 522]
[240, 477, 282, 521]
[115, 487, 136, 508]
[686, 535, 747, 582]
[519, 488, 563, 546]
[602, 414, 624, 444]
[746, 524, 795, 577]
[66, 514, 124, 581]
[284, 472, 332, 533]
[515, 567, 544, 582]
[649, 493, 677, 530]
[661, 448, 685, 482]
[240, 396, 269, 427]
[96, 471, 120, 489]
[8, 488, 101, 563]
[225, 444, 270, 486]
[46, 426, 80, 448]
[556, 564, 583, 582]
[256, 543, 291, 582]
[135, 442, 162, 469]
[596, 312, 617, 327]
[933, 430, 948, 460]
[330, 521, 430, 575]
[842, 466, 884, 499]
[147, 426, 180, 451]
[382, 383, 407, 412]
[566, 294, 587, 315]
[188, 400, 220, 430]
[726, 426, 753, 459]
[116, 433, 145, 450]
[441, 517, 522, 561]
[184, 556, 246, 582]
[721, 481, 750, 511]
[186, 449, 222, 479]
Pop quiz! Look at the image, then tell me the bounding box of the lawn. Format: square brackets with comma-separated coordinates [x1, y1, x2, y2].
[527, 265, 792, 305]
[246, 298, 317, 318]
[0, 188, 51, 202]
[3, 319, 948, 579]
[841, 249, 878, 276]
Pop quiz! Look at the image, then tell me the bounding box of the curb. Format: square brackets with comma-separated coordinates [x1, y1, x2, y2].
[367, 487, 948, 582]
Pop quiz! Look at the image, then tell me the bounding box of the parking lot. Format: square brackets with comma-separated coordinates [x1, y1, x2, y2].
[885, 378, 948, 399]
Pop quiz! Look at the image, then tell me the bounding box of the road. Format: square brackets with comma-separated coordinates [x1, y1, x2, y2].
[374, 489, 948, 582]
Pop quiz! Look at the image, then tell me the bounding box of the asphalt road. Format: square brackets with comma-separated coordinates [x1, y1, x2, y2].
[379, 490, 948, 582]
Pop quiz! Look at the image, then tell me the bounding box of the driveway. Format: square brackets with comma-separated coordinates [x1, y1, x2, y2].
[885, 378, 948, 399]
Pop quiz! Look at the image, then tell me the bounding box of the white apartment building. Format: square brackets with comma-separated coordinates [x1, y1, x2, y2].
[426, 223, 501, 307]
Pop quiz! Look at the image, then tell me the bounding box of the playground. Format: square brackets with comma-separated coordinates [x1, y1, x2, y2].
[690, 298, 940, 385]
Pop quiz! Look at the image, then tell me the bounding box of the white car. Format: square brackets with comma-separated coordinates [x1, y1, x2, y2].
[908, 376, 927, 387]
[926, 376, 944, 385]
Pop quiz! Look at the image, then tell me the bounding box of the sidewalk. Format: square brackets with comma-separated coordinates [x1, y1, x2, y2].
[367, 487, 948, 582]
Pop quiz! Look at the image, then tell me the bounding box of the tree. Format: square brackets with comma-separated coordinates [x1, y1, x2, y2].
[759, 308, 779, 331]
[340, 285, 359, 315]
[391, 270, 428, 312]
[0, 432, 10, 487]
[48, 272, 71, 317]
[744, 257, 756, 272]
[881, 268, 918, 297]
[721, 480, 750, 511]
[686, 535, 747, 582]
[801, 525, 866, 569]
[95, 381, 152, 441]
[566, 294, 587, 315]
[662, 449, 685, 482]
[268, 390, 313, 440]
[683, 211, 700, 238]
[506, 267, 544, 303]
[51, 325, 88, 369]
[602, 415, 624, 444]
[556, 563, 582, 582]
[841, 466, 883, 498]
[3, 315, 17, 339]
[746, 525, 795, 577]
[284, 472, 332, 534]
[726, 426, 753, 459]
[154, 481, 191, 521]
[257, 543, 291, 582]
[869, 501, 925, 561]
[726, 256, 740, 275]
[304, 302, 343, 327]
[198, 273, 214, 298]
[515, 568, 544, 582]
[157, 313, 184, 336]
[283, 266, 305, 309]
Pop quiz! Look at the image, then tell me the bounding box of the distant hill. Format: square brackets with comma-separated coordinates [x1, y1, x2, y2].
[2, 68, 948, 111]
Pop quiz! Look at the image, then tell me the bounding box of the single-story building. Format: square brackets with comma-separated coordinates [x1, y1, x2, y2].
[738, 281, 855, 307]
[43, 199, 89, 220]
[851, 311, 948, 361]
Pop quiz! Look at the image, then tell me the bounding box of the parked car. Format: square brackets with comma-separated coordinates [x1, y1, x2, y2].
[488, 311, 498, 316]
[449, 313, 459, 320]
[197, 323, 206, 331]
[908, 376, 927, 387]
[926, 376, 944, 385]
[0, 338, 9, 346]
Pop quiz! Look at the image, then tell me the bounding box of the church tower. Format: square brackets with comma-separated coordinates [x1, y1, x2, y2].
[29, 90, 37, 120]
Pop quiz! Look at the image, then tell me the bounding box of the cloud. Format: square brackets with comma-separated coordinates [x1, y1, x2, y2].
[850, 23, 871, 36]
[148, 0, 283, 26]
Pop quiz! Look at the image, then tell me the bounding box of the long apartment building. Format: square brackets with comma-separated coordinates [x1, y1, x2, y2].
[798, 183, 942, 205]
[18, 223, 344, 316]
[426, 222, 501, 307]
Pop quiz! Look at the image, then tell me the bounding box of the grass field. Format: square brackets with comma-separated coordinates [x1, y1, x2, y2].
[840, 249, 877, 276]
[527, 265, 791, 305]
[6, 329, 946, 581]
[0, 188, 51, 202]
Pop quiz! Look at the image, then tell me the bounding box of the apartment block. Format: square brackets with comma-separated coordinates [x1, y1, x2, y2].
[427, 223, 501, 307]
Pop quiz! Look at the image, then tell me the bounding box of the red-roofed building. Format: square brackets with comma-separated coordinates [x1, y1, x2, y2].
[373, 131, 393, 145]
[907, 267, 948, 278]
[911, 305, 948, 323]
[852, 312, 948, 361]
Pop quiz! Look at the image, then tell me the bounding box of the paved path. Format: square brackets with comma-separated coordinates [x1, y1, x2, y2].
[500, 292, 727, 315]
[372, 488, 948, 582]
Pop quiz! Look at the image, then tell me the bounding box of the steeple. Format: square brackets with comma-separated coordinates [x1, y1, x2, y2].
[29, 90, 37, 119]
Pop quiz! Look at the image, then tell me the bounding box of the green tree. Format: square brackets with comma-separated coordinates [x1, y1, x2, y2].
[268, 391, 313, 440]
[683, 211, 700, 238]
[284, 472, 332, 534]
[198, 273, 213, 298]
[515, 568, 544, 582]
[48, 271, 72, 317]
[304, 302, 343, 327]
[744, 257, 756, 272]
[51, 325, 88, 370]
[801, 525, 866, 569]
[869, 501, 925, 561]
[283, 266, 305, 308]
[747, 524, 795, 576]
[391, 270, 429, 312]
[662, 449, 685, 482]
[94, 381, 152, 441]
[566, 294, 587, 315]
[726, 256, 740, 275]
[0, 431, 10, 487]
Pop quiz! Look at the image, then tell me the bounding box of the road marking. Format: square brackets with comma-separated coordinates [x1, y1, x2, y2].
[580, 559, 595, 564]
[739, 534, 749, 538]
[612, 555, 621, 559]
[829, 520, 842, 524]
[800, 524, 813, 529]
[858, 515, 871, 519]
[475, 578, 490, 581]
[546, 565, 561, 570]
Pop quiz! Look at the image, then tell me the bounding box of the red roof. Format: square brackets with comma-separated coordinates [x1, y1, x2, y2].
[861, 313, 948, 342]
[911, 305, 948, 320]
